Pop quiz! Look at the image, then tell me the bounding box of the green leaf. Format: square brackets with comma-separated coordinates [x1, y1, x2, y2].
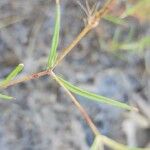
[0, 93, 13, 100]
[56, 76, 137, 111]
[140, 36, 150, 48]
[104, 15, 127, 26]
[47, 0, 60, 69]
[90, 136, 101, 150]
[0, 64, 24, 87]
[125, 27, 135, 43]
[112, 36, 150, 52]
[121, 0, 150, 18]
[102, 136, 150, 150]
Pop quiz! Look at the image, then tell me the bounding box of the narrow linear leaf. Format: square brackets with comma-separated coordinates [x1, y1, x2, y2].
[0, 63, 24, 87]
[104, 15, 127, 26]
[90, 136, 102, 150]
[91, 135, 149, 150]
[125, 27, 135, 43]
[56, 76, 136, 111]
[0, 93, 13, 100]
[102, 135, 150, 150]
[112, 36, 150, 52]
[47, 0, 60, 69]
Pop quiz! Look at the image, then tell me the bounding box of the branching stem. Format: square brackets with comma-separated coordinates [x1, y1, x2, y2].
[0, 0, 115, 90]
[50, 71, 99, 136]
[0, 1, 146, 149]
[51, 71, 106, 149]
[53, 0, 115, 69]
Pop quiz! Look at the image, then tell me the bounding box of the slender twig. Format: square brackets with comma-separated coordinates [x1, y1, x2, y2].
[53, 25, 91, 69]
[50, 71, 99, 136]
[0, 70, 51, 89]
[52, 0, 115, 69]
[51, 71, 105, 150]
[0, 0, 115, 90]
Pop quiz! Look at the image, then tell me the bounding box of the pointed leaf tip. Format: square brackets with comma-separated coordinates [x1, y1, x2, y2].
[0, 63, 24, 87]
[56, 76, 135, 111]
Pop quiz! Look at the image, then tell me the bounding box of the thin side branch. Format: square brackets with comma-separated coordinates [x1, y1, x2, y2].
[53, 0, 115, 69]
[0, 0, 115, 90]
[51, 71, 99, 136]
[0, 70, 51, 89]
[51, 71, 146, 150]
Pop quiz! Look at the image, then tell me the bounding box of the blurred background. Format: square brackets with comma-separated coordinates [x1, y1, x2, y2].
[0, 0, 150, 149]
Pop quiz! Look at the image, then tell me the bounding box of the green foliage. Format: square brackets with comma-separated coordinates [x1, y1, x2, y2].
[90, 136, 150, 150]
[56, 76, 136, 111]
[0, 93, 13, 100]
[100, 24, 150, 53]
[0, 1, 149, 149]
[90, 136, 101, 150]
[0, 64, 24, 87]
[112, 36, 150, 52]
[104, 15, 126, 26]
[47, 0, 60, 69]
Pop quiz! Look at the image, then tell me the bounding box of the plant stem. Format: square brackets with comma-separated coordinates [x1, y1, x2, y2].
[101, 136, 149, 150]
[0, 70, 51, 89]
[0, 0, 115, 90]
[50, 71, 99, 136]
[51, 71, 143, 150]
[52, 0, 115, 69]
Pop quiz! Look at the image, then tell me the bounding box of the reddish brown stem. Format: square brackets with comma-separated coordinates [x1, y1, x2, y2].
[0, 70, 51, 89]
[51, 71, 99, 136]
